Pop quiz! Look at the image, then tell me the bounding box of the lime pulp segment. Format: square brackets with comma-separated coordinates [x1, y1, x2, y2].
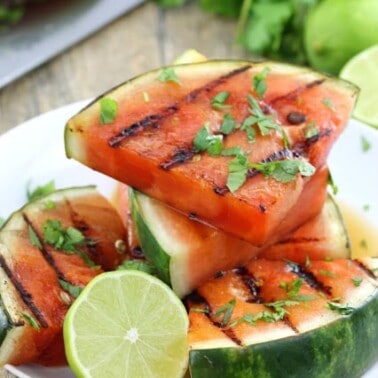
[63, 270, 189, 378]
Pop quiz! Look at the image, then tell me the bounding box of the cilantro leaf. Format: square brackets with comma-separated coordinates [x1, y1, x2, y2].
[220, 113, 236, 135]
[352, 277, 363, 287]
[99, 97, 118, 124]
[28, 225, 42, 250]
[117, 260, 157, 275]
[226, 153, 249, 192]
[327, 171, 338, 195]
[59, 279, 82, 298]
[193, 123, 211, 152]
[327, 301, 354, 316]
[22, 313, 40, 331]
[158, 67, 181, 84]
[252, 66, 270, 98]
[42, 220, 97, 267]
[361, 135, 371, 152]
[250, 159, 315, 183]
[211, 91, 231, 110]
[193, 123, 224, 156]
[303, 121, 320, 139]
[214, 299, 236, 327]
[322, 97, 334, 110]
[26, 180, 55, 202]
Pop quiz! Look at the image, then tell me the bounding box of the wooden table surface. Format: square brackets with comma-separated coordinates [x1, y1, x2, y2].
[0, 0, 249, 136]
[0, 1, 248, 376]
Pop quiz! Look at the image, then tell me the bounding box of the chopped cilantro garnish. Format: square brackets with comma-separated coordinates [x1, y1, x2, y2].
[221, 146, 244, 157]
[360, 239, 368, 249]
[352, 277, 363, 287]
[327, 171, 338, 195]
[252, 66, 270, 98]
[248, 94, 289, 148]
[28, 225, 42, 249]
[327, 301, 354, 315]
[361, 135, 371, 152]
[211, 91, 231, 110]
[44, 200, 56, 210]
[305, 255, 311, 268]
[22, 313, 40, 331]
[193, 122, 224, 156]
[319, 269, 337, 278]
[226, 153, 249, 192]
[59, 279, 82, 298]
[26, 180, 55, 202]
[226, 150, 315, 192]
[117, 260, 157, 275]
[249, 158, 315, 183]
[322, 97, 334, 110]
[363, 204, 370, 212]
[303, 121, 319, 139]
[42, 220, 97, 267]
[240, 116, 257, 142]
[214, 298, 236, 327]
[220, 113, 236, 135]
[279, 278, 316, 302]
[158, 67, 181, 84]
[99, 97, 118, 124]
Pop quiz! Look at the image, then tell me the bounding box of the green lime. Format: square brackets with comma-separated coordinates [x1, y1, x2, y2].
[63, 270, 189, 378]
[340, 45, 378, 128]
[305, 0, 378, 75]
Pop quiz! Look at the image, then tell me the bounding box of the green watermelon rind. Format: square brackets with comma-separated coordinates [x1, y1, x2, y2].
[129, 188, 171, 286]
[189, 290, 378, 378]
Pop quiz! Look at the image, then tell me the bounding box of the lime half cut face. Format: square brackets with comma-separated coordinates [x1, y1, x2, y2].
[63, 270, 189, 378]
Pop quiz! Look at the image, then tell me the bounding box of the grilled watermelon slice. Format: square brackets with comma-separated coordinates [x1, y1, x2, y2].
[187, 258, 378, 378]
[129, 183, 350, 297]
[0, 186, 127, 366]
[65, 61, 358, 246]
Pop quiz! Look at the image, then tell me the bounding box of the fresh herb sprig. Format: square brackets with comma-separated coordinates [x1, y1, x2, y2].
[41, 220, 97, 267]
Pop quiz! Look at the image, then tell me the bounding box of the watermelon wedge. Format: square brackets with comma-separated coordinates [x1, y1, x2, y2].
[0, 187, 127, 366]
[65, 61, 358, 246]
[188, 257, 378, 378]
[129, 186, 350, 297]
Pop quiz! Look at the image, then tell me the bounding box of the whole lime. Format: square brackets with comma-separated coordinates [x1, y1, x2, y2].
[304, 0, 378, 75]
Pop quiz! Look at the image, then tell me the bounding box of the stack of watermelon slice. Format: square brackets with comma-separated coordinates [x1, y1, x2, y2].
[65, 56, 378, 377]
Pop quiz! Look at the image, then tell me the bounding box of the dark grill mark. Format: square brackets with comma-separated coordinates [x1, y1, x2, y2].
[214, 186, 229, 196]
[234, 266, 263, 303]
[23, 214, 68, 282]
[66, 199, 100, 264]
[287, 261, 332, 295]
[0, 254, 48, 328]
[287, 111, 306, 125]
[188, 212, 198, 221]
[353, 259, 378, 280]
[247, 149, 292, 179]
[160, 148, 194, 170]
[276, 237, 321, 245]
[108, 65, 251, 147]
[270, 79, 326, 104]
[185, 65, 251, 102]
[293, 127, 332, 157]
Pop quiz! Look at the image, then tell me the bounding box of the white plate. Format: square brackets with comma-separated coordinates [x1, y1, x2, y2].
[0, 102, 377, 377]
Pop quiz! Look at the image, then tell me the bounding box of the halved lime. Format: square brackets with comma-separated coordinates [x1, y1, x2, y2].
[340, 44, 378, 128]
[63, 270, 189, 378]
